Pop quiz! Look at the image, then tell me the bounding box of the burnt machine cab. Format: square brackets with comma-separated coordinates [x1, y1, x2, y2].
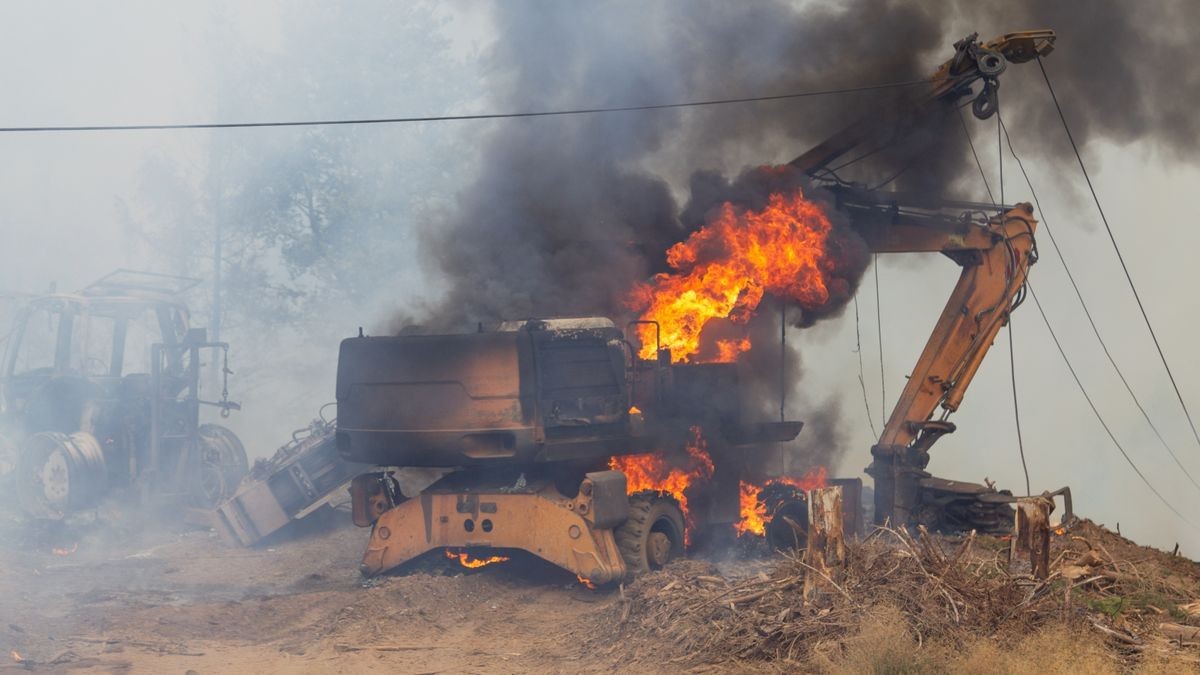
[336, 316, 803, 470]
[336, 317, 640, 467]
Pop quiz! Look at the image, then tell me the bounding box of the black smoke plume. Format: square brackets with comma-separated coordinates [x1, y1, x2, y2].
[410, 0, 1200, 463]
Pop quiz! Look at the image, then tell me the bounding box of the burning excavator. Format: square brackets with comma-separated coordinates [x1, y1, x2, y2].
[338, 30, 1070, 583]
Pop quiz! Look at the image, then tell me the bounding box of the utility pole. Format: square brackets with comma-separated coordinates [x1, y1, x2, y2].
[206, 163, 223, 403]
[208, 65, 225, 401]
[211, 190, 222, 344]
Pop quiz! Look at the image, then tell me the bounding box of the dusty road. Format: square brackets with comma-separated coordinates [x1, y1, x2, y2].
[0, 506, 664, 674]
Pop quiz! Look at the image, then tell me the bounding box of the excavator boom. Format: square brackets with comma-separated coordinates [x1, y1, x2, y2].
[788, 30, 1055, 530]
[854, 197, 1039, 528]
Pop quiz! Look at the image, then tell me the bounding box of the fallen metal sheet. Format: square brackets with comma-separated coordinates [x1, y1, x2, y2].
[213, 419, 363, 546]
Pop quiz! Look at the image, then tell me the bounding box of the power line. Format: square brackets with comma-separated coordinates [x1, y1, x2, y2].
[0, 77, 943, 134]
[1037, 56, 1200, 459]
[999, 115, 1200, 494]
[1028, 282, 1195, 528]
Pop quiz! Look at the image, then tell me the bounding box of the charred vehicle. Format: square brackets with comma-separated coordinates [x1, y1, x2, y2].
[0, 270, 247, 519]
[339, 318, 856, 583]
[340, 30, 1082, 583]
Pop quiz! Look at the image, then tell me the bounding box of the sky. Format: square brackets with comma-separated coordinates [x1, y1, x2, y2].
[1, 1, 1198, 553]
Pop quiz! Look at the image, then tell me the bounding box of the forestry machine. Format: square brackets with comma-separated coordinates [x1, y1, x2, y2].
[334, 29, 1070, 585]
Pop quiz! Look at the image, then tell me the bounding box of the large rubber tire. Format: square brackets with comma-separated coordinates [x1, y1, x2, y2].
[187, 424, 249, 508]
[0, 431, 20, 498]
[765, 499, 809, 551]
[616, 492, 686, 577]
[16, 431, 108, 519]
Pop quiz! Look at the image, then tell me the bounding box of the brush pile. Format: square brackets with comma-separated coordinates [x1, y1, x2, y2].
[597, 520, 1200, 668]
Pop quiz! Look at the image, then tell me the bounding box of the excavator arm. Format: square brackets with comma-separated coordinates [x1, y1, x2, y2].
[847, 194, 1039, 529]
[787, 30, 1056, 530]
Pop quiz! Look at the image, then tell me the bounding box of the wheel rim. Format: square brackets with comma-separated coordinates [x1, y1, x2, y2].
[38, 449, 71, 505]
[187, 425, 247, 508]
[17, 432, 107, 519]
[647, 531, 672, 568]
[195, 465, 226, 507]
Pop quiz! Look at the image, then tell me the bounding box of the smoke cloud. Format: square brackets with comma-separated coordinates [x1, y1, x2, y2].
[411, 0, 1200, 468]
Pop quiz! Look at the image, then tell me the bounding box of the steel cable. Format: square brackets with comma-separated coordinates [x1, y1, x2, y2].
[1037, 56, 1200, 460]
[1000, 116, 1200, 494]
[0, 77, 946, 133]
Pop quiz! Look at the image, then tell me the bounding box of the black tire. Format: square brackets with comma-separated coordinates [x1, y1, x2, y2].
[187, 424, 249, 508]
[765, 500, 809, 551]
[615, 492, 686, 577]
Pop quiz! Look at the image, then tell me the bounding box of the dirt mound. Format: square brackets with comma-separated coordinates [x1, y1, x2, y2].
[595, 520, 1200, 671]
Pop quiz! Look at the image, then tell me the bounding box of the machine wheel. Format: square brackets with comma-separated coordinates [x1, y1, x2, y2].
[187, 424, 249, 509]
[765, 499, 809, 551]
[16, 431, 108, 519]
[615, 492, 686, 577]
[0, 431, 20, 497]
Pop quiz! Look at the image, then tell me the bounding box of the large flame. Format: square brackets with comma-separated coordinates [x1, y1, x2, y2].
[628, 187, 837, 362]
[735, 466, 829, 537]
[609, 426, 714, 544]
[445, 549, 510, 569]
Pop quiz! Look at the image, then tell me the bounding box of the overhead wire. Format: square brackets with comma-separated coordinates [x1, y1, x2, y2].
[1000, 116, 1200, 494]
[0, 77, 947, 133]
[1027, 281, 1195, 528]
[1037, 56, 1200, 458]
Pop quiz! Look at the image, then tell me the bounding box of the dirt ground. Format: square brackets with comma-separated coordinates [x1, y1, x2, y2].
[3, 501, 1197, 674]
[0, 505, 658, 674]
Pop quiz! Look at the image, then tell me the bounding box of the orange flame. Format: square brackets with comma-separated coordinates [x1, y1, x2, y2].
[735, 466, 829, 537]
[445, 549, 509, 569]
[10, 651, 22, 663]
[576, 574, 597, 590]
[629, 405, 642, 415]
[52, 543, 77, 556]
[1054, 527, 1066, 536]
[609, 426, 714, 544]
[628, 188, 837, 363]
[715, 338, 751, 362]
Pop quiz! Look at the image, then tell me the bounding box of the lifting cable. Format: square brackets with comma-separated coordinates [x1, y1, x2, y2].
[1007, 309, 1030, 495]
[853, 294, 878, 438]
[1038, 56, 1200, 457]
[874, 256, 886, 429]
[0, 77, 946, 134]
[956, 107, 995, 204]
[996, 95, 1031, 496]
[960, 98, 1031, 494]
[1028, 281, 1196, 529]
[969, 85, 1195, 524]
[1000, 116, 1200, 494]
